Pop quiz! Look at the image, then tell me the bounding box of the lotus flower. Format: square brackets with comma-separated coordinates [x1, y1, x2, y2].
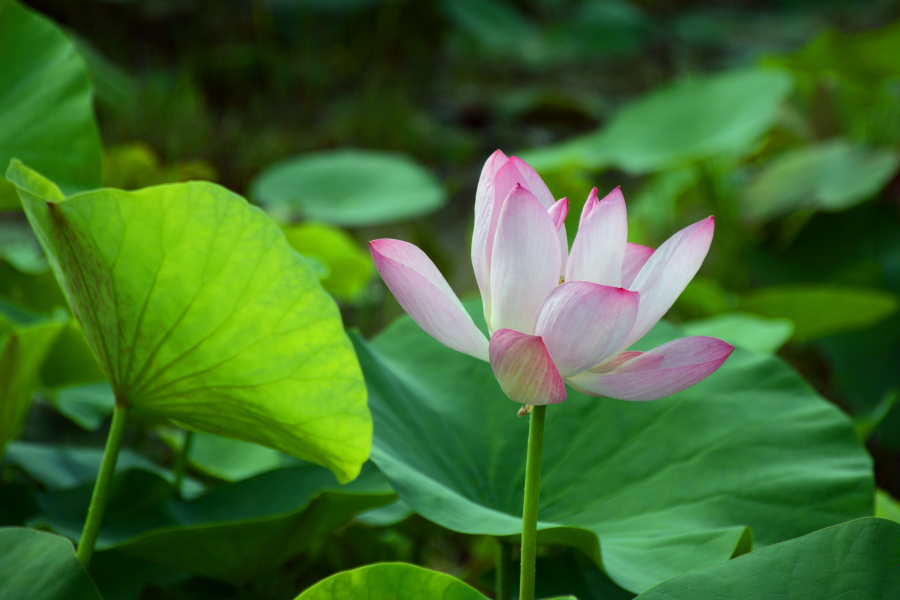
[370, 151, 734, 406]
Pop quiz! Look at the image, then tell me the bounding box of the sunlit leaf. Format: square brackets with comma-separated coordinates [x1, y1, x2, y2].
[522, 69, 793, 173]
[353, 300, 873, 593]
[250, 149, 446, 226]
[0, 1, 102, 210]
[33, 464, 395, 585]
[739, 284, 899, 343]
[683, 312, 794, 354]
[876, 489, 900, 524]
[0, 315, 63, 455]
[635, 518, 900, 600]
[0, 528, 102, 600]
[742, 140, 900, 220]
[7, 161, 371, 483]
[293, 563, 486, 600]
[282, 222, 374, 301]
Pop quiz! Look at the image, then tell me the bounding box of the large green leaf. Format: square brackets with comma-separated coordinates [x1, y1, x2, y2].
[32, 463, 395, 585]
[294, 563, 486, 600]
[521, 69, 793, 173]
[0, 1, 102, 210]
[740, 285, 899, 343]
[250, 149, 447, 226]
[7, 161, 370, 483]
[0, 528, 102, 600]
[354, 300, 873, 593]
[742, 140, 900, 221]
[635, 518, 900, 600]
[0, 315, 63, 454]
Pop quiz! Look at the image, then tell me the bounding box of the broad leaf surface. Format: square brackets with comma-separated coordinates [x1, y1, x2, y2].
[0, 528, 102, 600]
[740, 284, 899, 343]
[683, 312, 794, 354]
[31, 464, 395, 585]
[522, 69, 792, 173]
[742, 140, 899, 220]
[636, 518, 900, 600]
[354, 300, 873, 593]
[294, 563, 486, 600]
[7, 162, 370, 482]
[0, 1, 102, 209]
[250, 149, 446, 226]
[0, 315, 63, 455]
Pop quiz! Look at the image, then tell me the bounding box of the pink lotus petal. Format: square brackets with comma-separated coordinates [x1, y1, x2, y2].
[548, 197, 569, 232]
[534, 282, 639, 377]
[567, 336, 734, 401]
[472, 150, 509, 322]
[566, 187, 627, 288]
[495, 157, 569, 278]
[588, 351, 643, 374]
[371, 239, 489, 361]
[490, 185, 562, 334]
[623, 217, 715, 348]
[578, 187, 599, 230]
[489, 329, 566, 405]
[621, 243, 654, 289]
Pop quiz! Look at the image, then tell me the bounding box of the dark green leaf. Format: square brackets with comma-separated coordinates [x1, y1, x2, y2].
[0, 527, 102, 600]
[635, 518, 900, 599]
[0, 1, 103, 210]
[354, 300, 873, 593]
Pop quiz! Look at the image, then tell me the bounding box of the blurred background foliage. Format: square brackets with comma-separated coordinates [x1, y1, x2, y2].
[3, 0, 900, 598]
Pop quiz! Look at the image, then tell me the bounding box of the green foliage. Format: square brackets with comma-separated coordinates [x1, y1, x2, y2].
[683, 312, 794, 355]
[0, 1, 102, 210]
[282, 222, 374, 302]
[742, 140, 900, 220]
[353, 300, 873, 593]
[103, 141, 217, 190]
[162, 430, 302, 482]
[522, 69, 793, 173]
[739, 285, 899, 343]
[0, 315, 63, 455]
[293, 562, 487, 600]
[7, 161, 371, 483]
[635, 518, 900, 600]
[876, 489, 900, 524]
[250, 150, 447, 226]
[31, 464, 395, 585]
[0, 528, 102, 600]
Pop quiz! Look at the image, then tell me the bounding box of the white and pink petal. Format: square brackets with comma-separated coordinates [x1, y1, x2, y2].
[621, 243, 654, 289]
[371, 239, 489, 361]
[490, 185, 561, 334]
[489, 329, 566, 405]
[534, 282, 639, 377]
[566, 336, 734, 401]
[565, 187, 628, 288]
[623, 217, 715, 348]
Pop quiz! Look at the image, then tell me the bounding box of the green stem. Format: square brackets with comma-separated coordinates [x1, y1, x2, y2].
[174, 430, 194, 498]
[76, 401, 128, 568]
[495, 538, 512, 600]
[519, 404, 546, 600]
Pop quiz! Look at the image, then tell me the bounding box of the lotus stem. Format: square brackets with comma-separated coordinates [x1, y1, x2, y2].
[519, 404, 546, 600]
[76, 401, 128, 568]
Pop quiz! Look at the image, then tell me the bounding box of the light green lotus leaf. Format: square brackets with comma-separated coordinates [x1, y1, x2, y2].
[636, 518, 900, 600]
[294, 563, 487, 600]
[6, 161, 370, 483]
[0, 1, 102, 210]
[353, 299, 873, 593]
[250, 149, 446, 226]
[0, 528, 102, 600]
[0, 315, 64, 455]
